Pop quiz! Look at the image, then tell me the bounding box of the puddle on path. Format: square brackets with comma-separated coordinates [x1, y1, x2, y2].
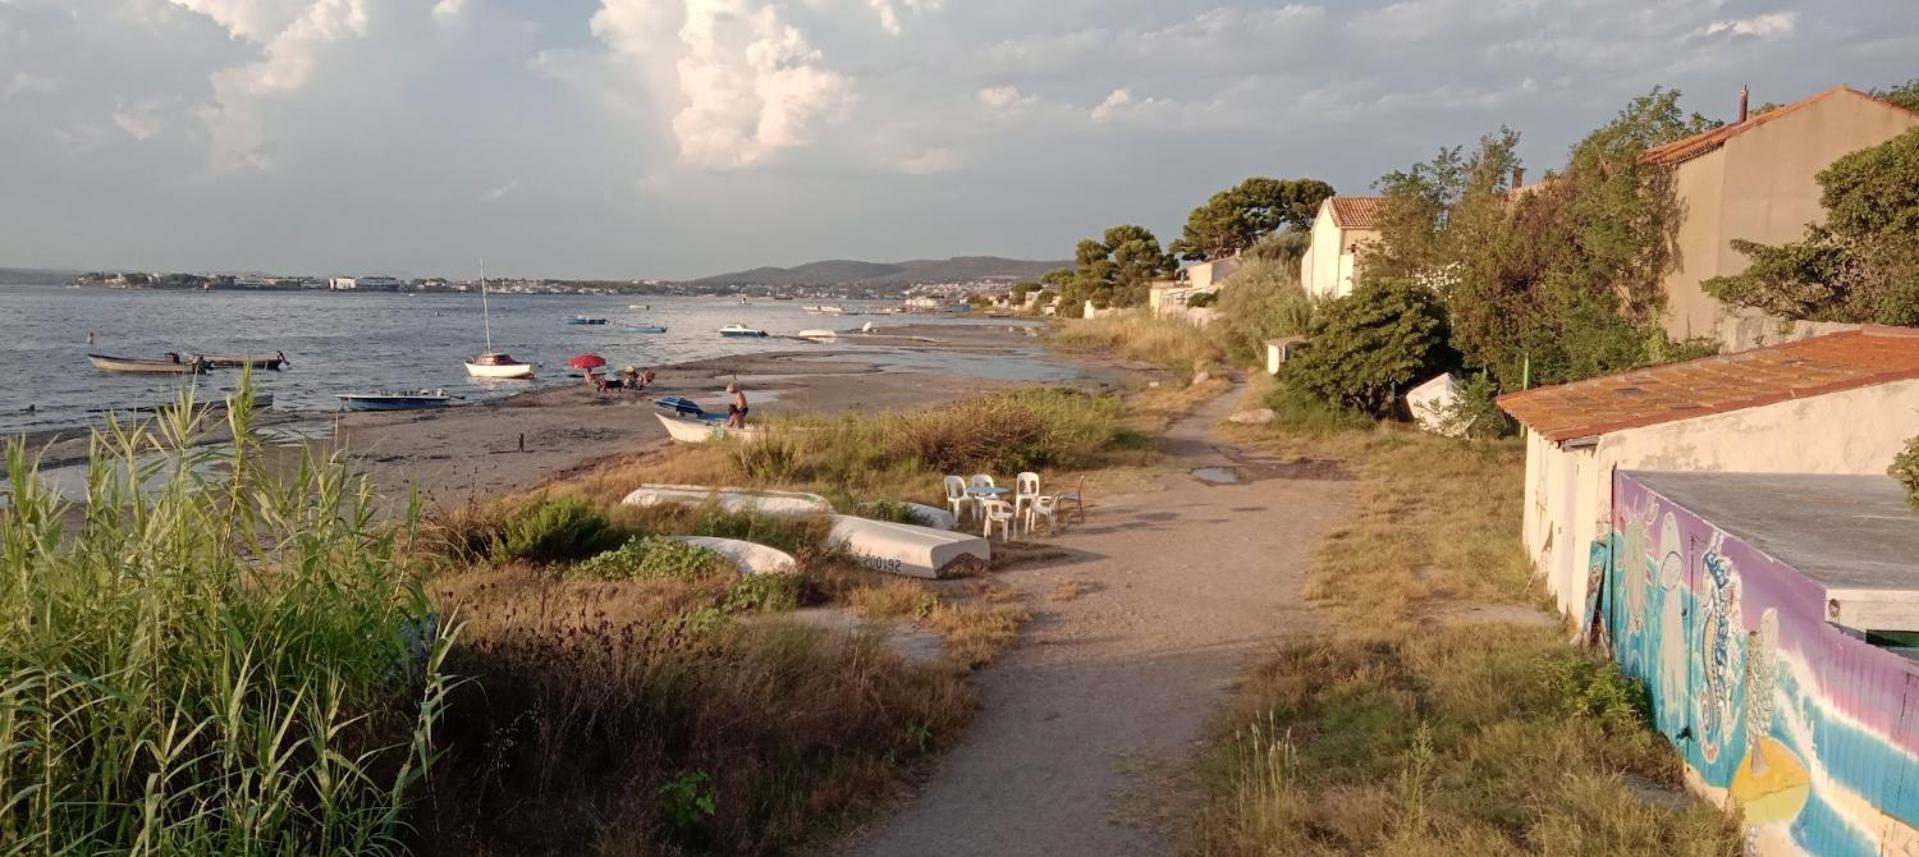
[1190, 466, 1240, 485]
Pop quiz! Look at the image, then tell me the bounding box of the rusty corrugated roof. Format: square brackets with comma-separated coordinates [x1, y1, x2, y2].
[1639, 85, 1919, 167]
[1497, 327, 1919, 442]
[1327, 196, 1384, 230]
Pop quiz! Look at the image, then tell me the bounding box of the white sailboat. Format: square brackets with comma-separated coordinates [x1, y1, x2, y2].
[465, 260, 535, 379]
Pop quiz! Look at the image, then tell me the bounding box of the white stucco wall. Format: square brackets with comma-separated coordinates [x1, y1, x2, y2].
[1524, 376, 1919, 614]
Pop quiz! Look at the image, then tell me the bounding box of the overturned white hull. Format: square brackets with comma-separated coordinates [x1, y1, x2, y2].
[622, 484, 833, 516]
[829, 514, 989, 579]
[671, 536, 797, 576]
[900, 502, 956, 530]
[654, 412, 765, 444]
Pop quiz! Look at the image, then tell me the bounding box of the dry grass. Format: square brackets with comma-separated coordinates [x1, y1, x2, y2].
[1184, 422, 1744, 855]
[1051, 310, 1227, 373]
[926, 584, 1029, 668]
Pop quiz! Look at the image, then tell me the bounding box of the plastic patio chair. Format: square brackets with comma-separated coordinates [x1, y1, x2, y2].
[1024, 494, 1061, 535]
[980, 498, 1015, 540]
[969, 474, 996, 492]
[1013, 471, 1041, 530]
[1052, 476, 1086, 524]
[943, 475, 972, 523]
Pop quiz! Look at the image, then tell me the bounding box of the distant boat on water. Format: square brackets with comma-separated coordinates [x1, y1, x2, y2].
[466, 261, 535, 379]
[337, 390, 454, 412]
[200, 351, 289, 370]
[624, 323, 668, 334]
[566, 316, 609, 325]
[89, 353, 208, 375]
[718, 324, 768, 338]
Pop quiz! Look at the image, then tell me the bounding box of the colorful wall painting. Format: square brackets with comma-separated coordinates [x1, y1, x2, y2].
[1603, 472, 1919, 856]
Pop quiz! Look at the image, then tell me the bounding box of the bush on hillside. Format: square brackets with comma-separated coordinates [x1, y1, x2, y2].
[1211, 253, 1316, 363]
[1282, 278, 1457, 417]
[494, 495, 625, 564]
[1890, 435, 1919, 510]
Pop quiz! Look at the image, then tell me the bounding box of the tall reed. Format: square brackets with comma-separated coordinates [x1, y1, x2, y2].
[0, 383, 455, 855]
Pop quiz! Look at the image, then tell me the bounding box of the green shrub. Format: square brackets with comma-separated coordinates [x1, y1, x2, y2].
[891, 387, 1126, 474]
[1429, 372, 1515, 439]
[1890, 435, 1919, 510]
[1211, 254, 1316, 363]
[1186, 290, 1219, 308]
[494, 496, 622, 564]
[1283, 278, 1457, 416]
[573, 536, 733, 582]
[1263, 379, 1375, 433]
[722, 574, 815, 614]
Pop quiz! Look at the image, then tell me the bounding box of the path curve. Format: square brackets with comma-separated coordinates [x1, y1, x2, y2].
[849, 384, 1354, 856]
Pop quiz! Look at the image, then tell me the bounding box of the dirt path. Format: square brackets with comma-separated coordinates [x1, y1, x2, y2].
[849, 384, 1354, 856]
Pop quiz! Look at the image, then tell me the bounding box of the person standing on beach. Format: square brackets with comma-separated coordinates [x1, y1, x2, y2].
[725, 382, 749, 429]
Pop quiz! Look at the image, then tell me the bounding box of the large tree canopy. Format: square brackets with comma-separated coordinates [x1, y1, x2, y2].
[1169, 177, 1335, 261]
[1706, 126, 1919, 324]
[1061, 225, 1176, 311]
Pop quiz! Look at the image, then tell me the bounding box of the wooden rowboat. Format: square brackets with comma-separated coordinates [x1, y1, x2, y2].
[88, 353, 208, 375]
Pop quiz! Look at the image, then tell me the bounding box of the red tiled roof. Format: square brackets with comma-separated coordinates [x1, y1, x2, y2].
[1326, 196, 1384, 230]
[1640, 85, 1919, 167]
[1497, 327, 1919, 443]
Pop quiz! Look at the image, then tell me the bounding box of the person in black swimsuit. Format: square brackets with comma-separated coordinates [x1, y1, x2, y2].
[725, 382, 749, 428]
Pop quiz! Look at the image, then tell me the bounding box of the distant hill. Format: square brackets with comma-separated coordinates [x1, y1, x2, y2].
[690, 256, 1067, 287]
[0, 267, 80, 285]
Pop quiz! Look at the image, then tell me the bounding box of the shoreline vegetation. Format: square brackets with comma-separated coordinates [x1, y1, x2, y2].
[0, 364, 1180, 855]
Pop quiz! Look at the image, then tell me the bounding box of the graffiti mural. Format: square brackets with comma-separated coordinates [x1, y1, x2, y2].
[1604, 473, 1919, 856]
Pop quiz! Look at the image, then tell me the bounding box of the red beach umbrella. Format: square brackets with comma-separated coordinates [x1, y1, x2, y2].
[569, 353, 607, 370]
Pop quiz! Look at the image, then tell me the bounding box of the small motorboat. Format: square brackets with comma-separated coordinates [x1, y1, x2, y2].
[718, 324, 768, 338]
[200, 351, 289, 370]
[566, 316, 609, 325]
[337, 390, 454, 412]
[653, 397, 764, 443]
[624, 323, 668, 334]
[465, 352, 535, 379]
[89, 353, 209, 375]
[802, 305, 822, 312]
[628, 304, 651, 310]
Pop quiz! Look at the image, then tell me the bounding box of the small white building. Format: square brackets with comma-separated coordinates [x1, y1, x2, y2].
[1299, 196, 1382, 299]
[1498, 327, 1919, 616]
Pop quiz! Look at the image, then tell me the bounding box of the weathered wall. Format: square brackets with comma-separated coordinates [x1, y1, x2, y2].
[1661, 92, 1919, 343]
[1604, 473, 1919, 855]
[1301, 207, 1375, 299]
[1523, 377, 1919, 614]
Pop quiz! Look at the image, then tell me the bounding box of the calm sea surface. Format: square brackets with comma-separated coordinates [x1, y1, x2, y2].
[0, 285, 1063, 437]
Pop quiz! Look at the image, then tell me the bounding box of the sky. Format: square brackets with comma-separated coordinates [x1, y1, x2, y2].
[1, 0, 1914, 280]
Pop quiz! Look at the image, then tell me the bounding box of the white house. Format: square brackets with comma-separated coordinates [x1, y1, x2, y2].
[1497, 326, 1919, 616]
[1299, 196, 1382, 299]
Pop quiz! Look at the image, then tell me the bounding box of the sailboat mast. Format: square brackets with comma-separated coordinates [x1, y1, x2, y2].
[479, 258, 494, 353]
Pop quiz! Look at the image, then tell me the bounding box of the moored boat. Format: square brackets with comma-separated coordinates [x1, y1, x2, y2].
[337, 390, 454, 411]
[718, 323, 768, 338]
[566, 316, 609, 325]
[88, 353, 209, 375]
[623, 323, 668, 334]
[200, 351, 289, 370]
[797, 329, 837, 340]
[465, 352, 535, 379]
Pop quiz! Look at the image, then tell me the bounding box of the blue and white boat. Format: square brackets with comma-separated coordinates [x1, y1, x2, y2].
[624, 323, 668, 334]
[337, 390, 455, 412]
[718, 323, 768, 338]
[653, 397, 763, 443]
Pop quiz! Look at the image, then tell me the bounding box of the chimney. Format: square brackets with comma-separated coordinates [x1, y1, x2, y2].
[1739, 85, 1750, 123]
[1511, 166, 1526, 189]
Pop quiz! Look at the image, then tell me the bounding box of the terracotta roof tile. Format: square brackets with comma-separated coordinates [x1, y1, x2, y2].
[1497, 327, 1919, 442]
[1640, 85, 1919, 166]
[1326, 196, 1384, 230]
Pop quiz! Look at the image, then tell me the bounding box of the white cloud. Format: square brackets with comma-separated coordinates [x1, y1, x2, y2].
[3, 72, 59, 99]
[1089, 87, 1131, 122]
[867, 0, 939, 36]
[480, 177, 521, 201]
[432, 0, 476, 24]
[893, 146, 956, 174]
[589, 0, 854, 170]
[111, 98, 171, 140]
[173, 0, 374, 169]
[977, 85, 1034, 110]
[1702, 11, 1797, 39]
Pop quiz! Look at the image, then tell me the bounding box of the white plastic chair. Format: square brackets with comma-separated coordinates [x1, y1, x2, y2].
[1052, 476, 1086, 524]
[969, 474, 996, 492]
[1013, 471, 1041, 531]
[1024, 494, 1060, 535]
[943, 475, 971, 523]
[980, 498, 1015, 540]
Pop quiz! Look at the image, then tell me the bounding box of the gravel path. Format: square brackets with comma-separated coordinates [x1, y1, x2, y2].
[848, 384, 1354, 856]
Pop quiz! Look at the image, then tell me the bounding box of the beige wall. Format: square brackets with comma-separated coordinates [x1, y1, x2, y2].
[1523, 376, 1919, 614]
[1301, 207, 1376, 299]
[1662, 92, 1919, 342]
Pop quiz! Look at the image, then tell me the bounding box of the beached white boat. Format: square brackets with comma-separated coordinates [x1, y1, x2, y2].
[828, 514, 989, 579]
[797, 329, 837, 340]
[655, 412, 765, 444]
[621, 484, 833, 516]
[670, 536, 797, 576]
